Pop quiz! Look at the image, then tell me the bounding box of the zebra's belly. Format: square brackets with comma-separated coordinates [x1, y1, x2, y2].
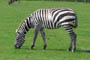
[42, 21, 61, 29]
[46, 26, 61, 29]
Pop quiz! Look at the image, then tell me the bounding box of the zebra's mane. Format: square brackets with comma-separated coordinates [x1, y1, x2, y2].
[16, 16, 32, 34]
[16, 20, 25, 33]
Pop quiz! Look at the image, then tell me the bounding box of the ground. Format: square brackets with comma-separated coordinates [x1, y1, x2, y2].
[0, 0, 90, 60]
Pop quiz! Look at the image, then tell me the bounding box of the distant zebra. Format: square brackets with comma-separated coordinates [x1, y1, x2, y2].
[8, 0, 20, 5]
[15, 8, 78, 52]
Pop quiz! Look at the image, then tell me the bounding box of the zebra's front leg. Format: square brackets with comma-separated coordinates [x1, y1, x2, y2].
[40, 28, 47, 50]
[64, 25, 77, 52]
[30, 26, 39, 50]
[8, 0, 15, 5]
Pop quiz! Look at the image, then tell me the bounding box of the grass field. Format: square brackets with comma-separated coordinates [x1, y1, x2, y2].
[0, 0, 90, 60]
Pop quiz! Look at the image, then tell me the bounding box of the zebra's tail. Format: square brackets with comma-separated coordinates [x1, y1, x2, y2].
[73, 15, 78, 28]
[73, 22, 78, 28]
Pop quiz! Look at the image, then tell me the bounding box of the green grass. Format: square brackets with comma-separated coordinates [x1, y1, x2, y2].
[0, 0, 90, 60]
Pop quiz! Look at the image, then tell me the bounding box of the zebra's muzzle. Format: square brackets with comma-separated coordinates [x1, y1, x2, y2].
[14, 44, 21, 49]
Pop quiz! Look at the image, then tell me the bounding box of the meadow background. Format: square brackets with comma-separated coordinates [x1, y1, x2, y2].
[0, 0, 90, 60]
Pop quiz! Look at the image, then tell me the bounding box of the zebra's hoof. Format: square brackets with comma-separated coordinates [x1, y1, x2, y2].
[72, 48, 76, 52]
[43, 45, 47, 50]
[72, 49, 75, 52]
[43, 48, 46, 50]
[67, 48, 72, 51]
[30, 45, 34, 50]
[30, 47, 33, 50]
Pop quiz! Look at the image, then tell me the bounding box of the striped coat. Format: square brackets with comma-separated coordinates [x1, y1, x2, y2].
[15, 8, 78, 52]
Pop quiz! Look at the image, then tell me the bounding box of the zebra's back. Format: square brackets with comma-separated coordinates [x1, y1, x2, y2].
[30, 8, 78, 29]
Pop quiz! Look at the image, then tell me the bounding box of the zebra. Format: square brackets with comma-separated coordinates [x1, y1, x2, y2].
[15, 8, 78, 52]
[8, 0, 20, 5]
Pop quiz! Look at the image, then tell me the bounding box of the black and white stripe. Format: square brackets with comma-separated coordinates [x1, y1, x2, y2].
[15, 8, 78, 52]
[17, 8, 77, 33]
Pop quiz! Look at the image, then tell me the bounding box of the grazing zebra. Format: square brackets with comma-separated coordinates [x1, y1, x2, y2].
[8, 0, 20, 5]
[15, 8, 78, 52]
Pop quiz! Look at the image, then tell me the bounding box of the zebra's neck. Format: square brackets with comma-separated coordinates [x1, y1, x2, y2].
[16, 17, 32, 34]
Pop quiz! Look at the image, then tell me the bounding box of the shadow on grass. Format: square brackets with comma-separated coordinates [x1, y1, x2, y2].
[77, 50, 90, 53]
[21, 48, 66, 51]
[46, 48, 66, 51]
[21, 47, 90, 53]
[47, 49, 90, 53]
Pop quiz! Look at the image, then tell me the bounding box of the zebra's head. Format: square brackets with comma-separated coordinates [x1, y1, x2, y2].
[14, 30, 25, 49]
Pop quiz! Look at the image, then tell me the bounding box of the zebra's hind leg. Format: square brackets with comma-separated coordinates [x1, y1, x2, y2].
[69, 32, 77, 52]
[64, 25, 77, 52]
[40, 28, 47, 50]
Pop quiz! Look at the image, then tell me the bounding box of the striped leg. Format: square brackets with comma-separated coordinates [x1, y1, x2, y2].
[69, 32, 77, 52]
[30, 25, 39, 49]
[40, 28, 47, 50]
[64, 25, 77, 52]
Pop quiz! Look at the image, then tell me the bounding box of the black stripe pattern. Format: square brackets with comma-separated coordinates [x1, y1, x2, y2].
[17, 8, 78, 34]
